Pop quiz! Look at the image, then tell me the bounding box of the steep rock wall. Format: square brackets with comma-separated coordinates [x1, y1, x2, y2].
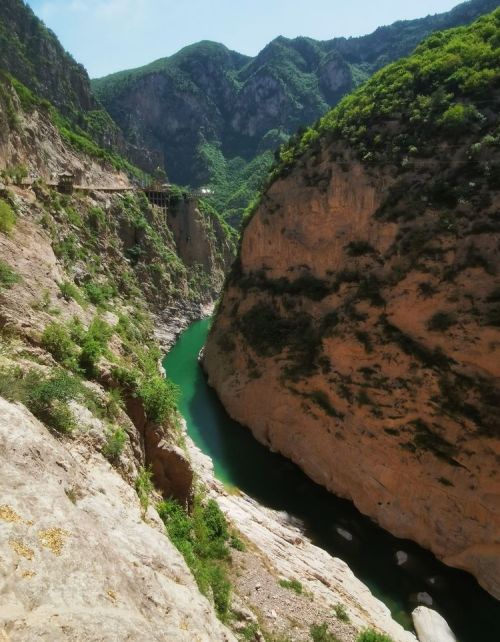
[203, 145, 500, 599]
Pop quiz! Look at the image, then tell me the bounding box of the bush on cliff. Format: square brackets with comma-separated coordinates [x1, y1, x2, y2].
[157, 497, 232, 620]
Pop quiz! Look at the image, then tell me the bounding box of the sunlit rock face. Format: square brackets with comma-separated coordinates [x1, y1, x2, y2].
[204, 130, 500, 599]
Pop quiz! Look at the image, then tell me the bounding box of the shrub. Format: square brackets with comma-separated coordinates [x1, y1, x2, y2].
[26, 370, 88, 434]
[158, 496, 232, 621]
[310, 623, 340, 642]
[346, 240, 375, 256]
[58, 281, 86, 306]
[83, 281, 116, 306]
[0, 260, 20, 291]
[135, 466, 154, 511]
[41, 322, 78, 369]
[333, 603, 350, 622]
[0, 199, 16, 234]
[356, 630, 395, 642]
[102, 425, 127, 462]
[279, 578, 303, 594]
[138, 375, 179, 424]
[78, 317, 112, 377]
[427, 311, 456, 331]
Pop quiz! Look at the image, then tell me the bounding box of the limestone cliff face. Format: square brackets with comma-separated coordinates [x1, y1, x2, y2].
[203, 142, 500, 599]
[0, 398, 235, 641]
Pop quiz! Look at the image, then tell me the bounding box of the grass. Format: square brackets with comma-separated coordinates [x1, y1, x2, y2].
[157, 497, 232, 621]
[278, 578, 303, 594]
[0, 260, 21, 292]
[0, 199, 16, 235]
[356, 630, 395, 642]
[135, 466, 154, 512]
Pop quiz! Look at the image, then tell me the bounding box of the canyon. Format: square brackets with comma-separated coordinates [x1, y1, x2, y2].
[1, 0, 499, 640]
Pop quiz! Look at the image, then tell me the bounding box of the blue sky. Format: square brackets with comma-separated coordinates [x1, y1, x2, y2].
[27, 0, 461, 78]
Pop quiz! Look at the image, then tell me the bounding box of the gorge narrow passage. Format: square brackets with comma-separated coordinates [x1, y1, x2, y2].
[164, 318, 500, 642]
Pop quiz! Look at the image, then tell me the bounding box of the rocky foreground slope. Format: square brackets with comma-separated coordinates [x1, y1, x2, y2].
[203, 10, 500, 599]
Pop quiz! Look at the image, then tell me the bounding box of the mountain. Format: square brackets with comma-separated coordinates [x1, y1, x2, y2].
[203, 8, 500, 601]
[0, 0, 159, 167]
[93, 0, 499, 224]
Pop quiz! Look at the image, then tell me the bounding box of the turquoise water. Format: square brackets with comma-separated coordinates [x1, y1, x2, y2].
[164, 318, 500, 641]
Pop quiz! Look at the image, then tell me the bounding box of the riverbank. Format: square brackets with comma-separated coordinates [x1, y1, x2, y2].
[187, 431, 417, 642]
[154, 300, 215, 352]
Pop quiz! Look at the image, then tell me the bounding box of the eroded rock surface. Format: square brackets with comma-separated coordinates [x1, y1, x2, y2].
[0, 397, 235, 642]
[203, 144, 500, 598]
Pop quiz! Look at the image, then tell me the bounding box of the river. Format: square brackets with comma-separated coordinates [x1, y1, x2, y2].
[164, 317, 500, 642]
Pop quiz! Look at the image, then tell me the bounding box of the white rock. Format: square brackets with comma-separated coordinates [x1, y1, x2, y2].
[396, 551, 409, 566]
[336, 527, 353, 541]
[412, 606, 457, 642]
[0, 398, 235, 641]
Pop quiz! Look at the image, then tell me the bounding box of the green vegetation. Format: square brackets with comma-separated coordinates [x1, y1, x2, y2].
[79, 317, 112, 377]
[58, 280, 86, 306]
[92, 1, 496, 225]
[278, 578, 303, 594]
[310, 623, 340, 642]
[41, 322, 79, 370]
[102, 425, 127, 462]
[0, 259, 20, 291]
[356, 630, 395, 642]
[427, 311, 456, 331]
[82, 281, 117, 307]
[272, 9, 500, 178]
[0, 367, 95, 434]
[157, 497, 232, 620]
[0, 199, 16, 234]
[333, 603, 350, 623]
[135, 466, 154, 512]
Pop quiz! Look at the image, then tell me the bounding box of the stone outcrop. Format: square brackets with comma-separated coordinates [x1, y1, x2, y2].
[0, 397, 235, 641]
[203, 138, 500, 598]
[412, 607, 457, 642]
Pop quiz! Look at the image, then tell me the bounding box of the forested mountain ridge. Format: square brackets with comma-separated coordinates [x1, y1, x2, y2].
[93, 0, 499, 225]
[203, 8, 500, 601]
[0, 0, 158, 167]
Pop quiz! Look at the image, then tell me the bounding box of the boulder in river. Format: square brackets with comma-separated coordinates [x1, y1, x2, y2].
[412, 606, 457, 642]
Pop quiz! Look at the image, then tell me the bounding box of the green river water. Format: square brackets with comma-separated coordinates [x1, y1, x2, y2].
[164, 317, 500, 641]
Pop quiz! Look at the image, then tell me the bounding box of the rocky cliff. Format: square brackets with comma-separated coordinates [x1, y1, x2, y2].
[0, 58, 240, 637]
[203, 10, 500, 599]
[93, 0, 499, 223]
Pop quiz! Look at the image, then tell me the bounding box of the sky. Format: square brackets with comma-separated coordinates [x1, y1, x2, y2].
[27, 0, 462, 78]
